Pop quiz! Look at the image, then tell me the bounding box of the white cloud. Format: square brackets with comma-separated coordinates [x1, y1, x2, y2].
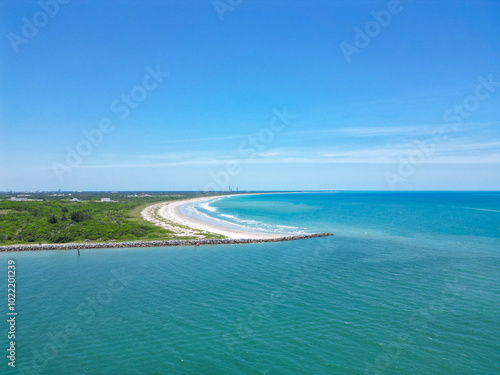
[72, 138, 500, 169]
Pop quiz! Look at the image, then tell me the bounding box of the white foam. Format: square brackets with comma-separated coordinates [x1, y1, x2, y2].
[185, 195, 310, 236]
[200, 202, 217, 212]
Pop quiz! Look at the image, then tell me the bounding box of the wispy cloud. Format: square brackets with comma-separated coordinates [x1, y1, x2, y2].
[289, 121, 498, 138]
[160, 134, 249, 145]
[70, 139, 500, 169]
[153, 121, 499, 147]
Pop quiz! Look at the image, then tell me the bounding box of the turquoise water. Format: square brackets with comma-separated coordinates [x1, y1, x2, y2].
[1, 192, 499, 374]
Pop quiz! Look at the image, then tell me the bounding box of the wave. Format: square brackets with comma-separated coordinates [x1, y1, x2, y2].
[183, 197, 309, 235]
[199, 197, 224, 212]
[462, 207, 500, 213]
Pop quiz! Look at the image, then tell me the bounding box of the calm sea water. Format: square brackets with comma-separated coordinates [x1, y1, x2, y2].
[1, 192, 499, 374]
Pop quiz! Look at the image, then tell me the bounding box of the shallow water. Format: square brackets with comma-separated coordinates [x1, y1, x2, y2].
[1, 192, 499, 374]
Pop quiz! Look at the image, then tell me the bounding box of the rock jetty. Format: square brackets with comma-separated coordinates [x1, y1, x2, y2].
[0, 233, 334, 252]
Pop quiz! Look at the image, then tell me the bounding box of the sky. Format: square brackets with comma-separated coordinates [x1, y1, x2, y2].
[0, 0, 499, 191]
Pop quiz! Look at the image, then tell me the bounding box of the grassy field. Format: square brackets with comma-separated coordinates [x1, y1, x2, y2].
[0, 192, 221, 245]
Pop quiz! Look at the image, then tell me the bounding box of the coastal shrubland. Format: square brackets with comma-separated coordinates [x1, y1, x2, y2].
[0, 192, 218, 245]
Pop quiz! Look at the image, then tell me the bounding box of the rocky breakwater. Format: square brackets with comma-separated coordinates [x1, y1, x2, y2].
[0, 233, 334, 252]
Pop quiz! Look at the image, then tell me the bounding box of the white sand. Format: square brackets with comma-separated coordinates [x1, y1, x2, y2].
[141, 194, 284, 239]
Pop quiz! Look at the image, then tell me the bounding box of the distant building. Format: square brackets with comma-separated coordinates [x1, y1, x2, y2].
[100, 198, 116, 202]
[70, 198, 80, 202]
[10, 197, 28, 201]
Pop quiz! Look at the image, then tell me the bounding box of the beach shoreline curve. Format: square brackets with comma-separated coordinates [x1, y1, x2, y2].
[141, 193, 304, 239]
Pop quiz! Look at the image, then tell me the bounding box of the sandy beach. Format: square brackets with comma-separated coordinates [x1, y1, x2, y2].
[0, 192, 334, 251]
[141, 194, 285, 239]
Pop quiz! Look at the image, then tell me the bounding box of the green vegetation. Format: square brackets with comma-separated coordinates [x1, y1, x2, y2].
[47, 214, 58, 224]
[0, 192, 222, 245]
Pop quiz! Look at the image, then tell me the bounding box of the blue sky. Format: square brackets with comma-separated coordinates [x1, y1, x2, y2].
[1, 0, 499, 191]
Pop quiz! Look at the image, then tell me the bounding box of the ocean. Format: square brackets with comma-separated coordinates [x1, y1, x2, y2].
[1, 192, 499, 374]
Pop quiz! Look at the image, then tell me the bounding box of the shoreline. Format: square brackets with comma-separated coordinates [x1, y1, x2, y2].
[0, 233, 334, 252]
[1, 192, 335, 251]
[142, 192, 300, 239]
